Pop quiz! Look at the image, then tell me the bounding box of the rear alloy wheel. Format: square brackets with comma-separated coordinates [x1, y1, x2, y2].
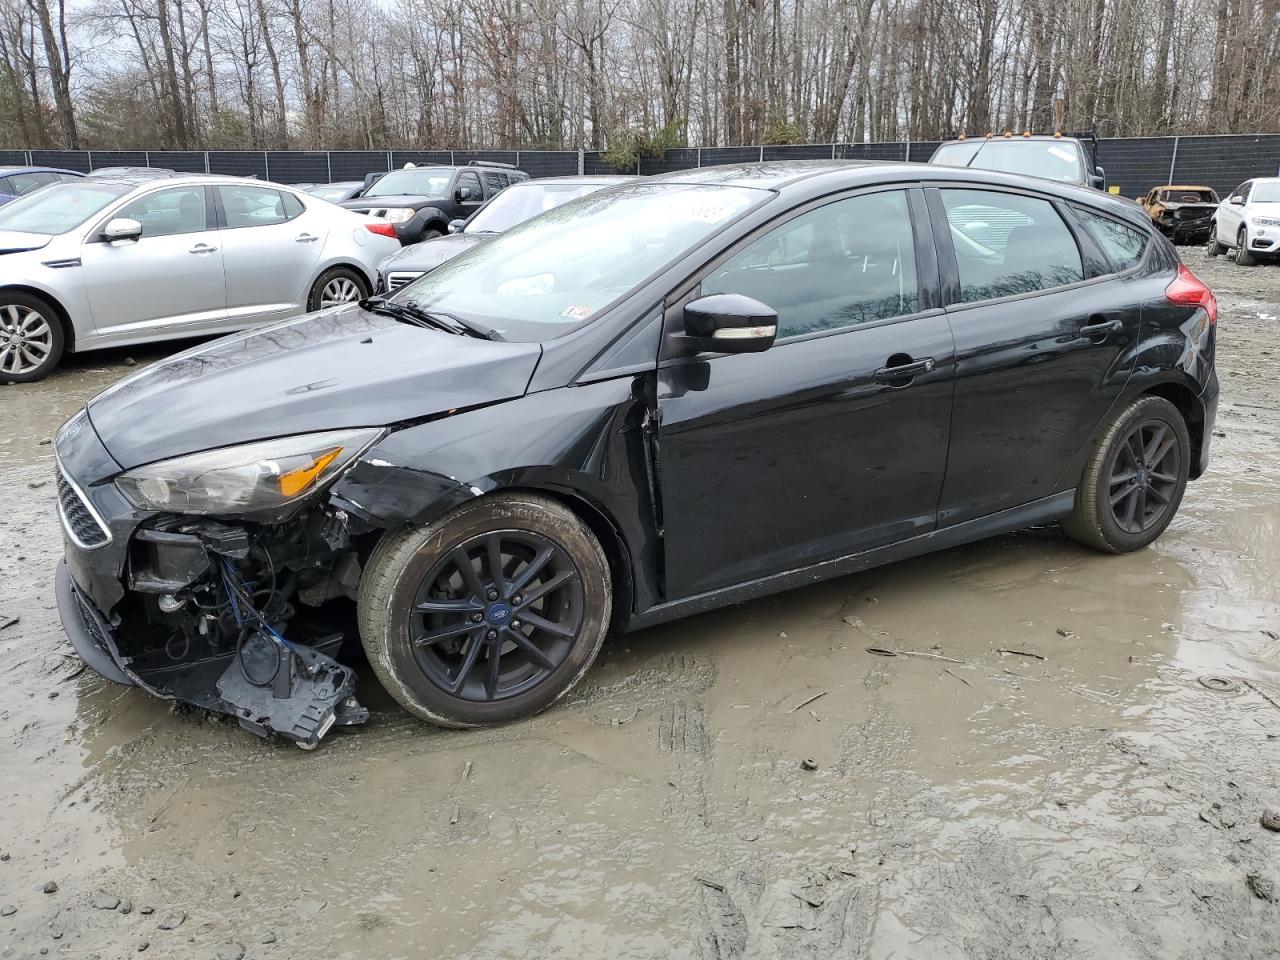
[358, 493, 611, 727]
[1205, 225, 1225, 257]
[1063, 396, 1190, 553]
[0, 293, 65, 384]
[307, 266, 368, 312]
[1235, 227, 1257, 266]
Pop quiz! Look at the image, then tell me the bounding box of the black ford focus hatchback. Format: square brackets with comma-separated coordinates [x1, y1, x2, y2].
[54, 161, 1218, 747]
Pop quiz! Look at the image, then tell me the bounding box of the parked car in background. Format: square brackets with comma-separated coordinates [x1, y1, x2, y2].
[52, 161, 1217, 745]
[0, 174, 399, 382]
[1206, 177, 1280, 266]
[303, 181, 364, 203]
[86, 166, 178, 179]
[930, 133, 1106, 190]
[0, 166, 83, 205]
[1140, 185, 1219, 244]
[340, 161, 529, 244]
[377, 175, 632, 292]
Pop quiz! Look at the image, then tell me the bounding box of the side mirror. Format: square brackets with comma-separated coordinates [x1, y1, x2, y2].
[682, 293, 777, 354]
[1090, 165, 1106, 189]
[448, 218, 466, 234]
[1230, 195, 1245, 206]
[456, 186, 473, 202]
[102, 217, 142, 242]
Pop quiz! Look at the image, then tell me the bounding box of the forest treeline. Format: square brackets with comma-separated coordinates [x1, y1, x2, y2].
[1, 0, 1277, 153]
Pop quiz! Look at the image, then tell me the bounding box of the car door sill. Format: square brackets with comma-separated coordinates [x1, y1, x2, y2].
[625, 490, 1076, 631]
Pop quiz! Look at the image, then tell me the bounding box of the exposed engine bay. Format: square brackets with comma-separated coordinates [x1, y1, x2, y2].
[104, 505, 371, 749]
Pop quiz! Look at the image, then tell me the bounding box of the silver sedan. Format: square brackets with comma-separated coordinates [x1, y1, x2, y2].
[0, 174, 401, 382]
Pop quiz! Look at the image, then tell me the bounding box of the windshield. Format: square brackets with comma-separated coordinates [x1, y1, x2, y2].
[364, 168, 453, 198]
[1253, 182, 1280, 203]
[395, 182, 764, 341]
[931, 142, 982, 167]
[940, 140, 1084, 183]
[0, 181, 132, 235]
[306, 184, 355, 202]
[1161, 189, 1216, 203]
[467, 181, 614, 233]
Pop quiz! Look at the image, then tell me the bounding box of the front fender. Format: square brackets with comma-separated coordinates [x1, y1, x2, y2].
[329, 375, 662, 614]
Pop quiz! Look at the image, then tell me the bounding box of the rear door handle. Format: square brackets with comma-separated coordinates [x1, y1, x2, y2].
[295, 233, 319, 243]
[1079, 317, 1121, 340]
[874, 357, 936, 383]
[188, 243, 217, 254]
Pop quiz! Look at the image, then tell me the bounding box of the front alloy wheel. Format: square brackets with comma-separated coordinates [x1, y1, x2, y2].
[358, 493, 611, 727]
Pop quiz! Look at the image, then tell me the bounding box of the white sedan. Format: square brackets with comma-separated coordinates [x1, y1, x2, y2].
[0, 174, 401, 382]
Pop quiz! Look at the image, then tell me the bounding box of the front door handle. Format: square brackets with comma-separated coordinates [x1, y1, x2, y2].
[874, 357, 936, 383]
[295, 233, 319, 243]
[189, 243, 217, 254]
[1079, 317, 1121, 340]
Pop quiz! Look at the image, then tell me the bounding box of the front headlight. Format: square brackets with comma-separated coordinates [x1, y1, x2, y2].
[115, 429, 383, 515]
[381, 208, 416, 224]
[1251, 216, 1280, 227]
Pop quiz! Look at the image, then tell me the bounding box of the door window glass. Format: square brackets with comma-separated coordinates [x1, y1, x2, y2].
[1073, 207, 1147, 271]
[483, 172, 507, 194]
[701, 190, 919, 337]
[217, 184, 297, 228]
[115, 186, 208, 238]
[941, 189, 1083, 302]
[457, 171, 482, 200]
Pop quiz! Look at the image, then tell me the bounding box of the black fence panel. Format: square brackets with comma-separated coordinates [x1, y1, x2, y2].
[517, 150, 579, 177]
[264, 151, 332, 183]
[453, 149, 519, 167]
[639, 147, 698, 175]
[148, 151, 206, 173]
[763, 144, 836, 161]
[391, 150, 453, 168]
[582, 151, 615, 175]
[0, 150, 28, 165]
[1095, 138, 1177, 199]
[908, 141, 942, 162]
[1168, 135, 1280, 198]
[326, 150, 388, 181]
[207, 152, 267, 179]
[839, 142, 908, 161]
[700, 147, 764, 165]
[87, 150, 147, 170]
[31, 149, 89, 171]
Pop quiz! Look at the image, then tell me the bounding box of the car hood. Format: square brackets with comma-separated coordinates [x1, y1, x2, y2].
[1250, 201, 1280, 216]
[341, 195, 442, 211]
[381, 234, 488, 273]
[0, 229, 53, 253]
[86, 304, 542, 469]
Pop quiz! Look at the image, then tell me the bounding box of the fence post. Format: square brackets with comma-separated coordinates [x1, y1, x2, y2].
[144, 151, 150, 168]
[1167, 135, 1180, 185]
[450, 150, 455, 164]
[697, 147, 702, 167]
[759, 145, 764, 162]
[387, 150, 392, 171]
[204, 151, 210, 173]
[831, 143, 836, 159]
[326, 151, 332, 183]
[905, 138, 911, 162]
[87, 150, 93, 171]
[577, 149, 584, 174]
[264, 151, 270, 182]
[25, 149, 32, 165]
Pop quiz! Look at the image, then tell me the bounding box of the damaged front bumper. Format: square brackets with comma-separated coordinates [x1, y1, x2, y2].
[53, 415, 369, 750]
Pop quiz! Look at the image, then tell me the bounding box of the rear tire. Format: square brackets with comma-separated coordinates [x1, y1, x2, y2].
[1205, 227, 1224, 257]
[357, 493, 611, 728]
[0, 291, 65, 384]
[307, 266, 368, 312]
[1063, 396, 1190, 554]
[1235, 228, 1257, 266]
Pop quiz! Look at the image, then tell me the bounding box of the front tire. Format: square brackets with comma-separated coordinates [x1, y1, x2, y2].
[1205, 226, 1224, 257]
[1063, 396, 1190, 553]
[307, 266, 369, 312]
[1235, 228, 1257, 266]
[0, 292, 65, 384]
[357, 493, 611, 728]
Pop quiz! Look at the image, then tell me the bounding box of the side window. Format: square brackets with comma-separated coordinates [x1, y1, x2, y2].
[114, 186, 208, 238]
[1072, 207, 1148, 272]
[217, 184, 297, 228]
[483, 171, 506, 195]
[701, 190, 919, 338]
[940, 189, 1083, 303]
[281, 191, 305, 219]
[456, 171, 482, 200]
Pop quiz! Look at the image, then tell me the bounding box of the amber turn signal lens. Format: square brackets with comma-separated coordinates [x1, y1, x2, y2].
[278, 447, 343, 498]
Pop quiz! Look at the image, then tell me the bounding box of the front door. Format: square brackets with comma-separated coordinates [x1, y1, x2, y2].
[657, 188, 955, 598]
[929, 187, 1140, 525]
[214, 183, 326, 326]
[80, 184, 226, 337]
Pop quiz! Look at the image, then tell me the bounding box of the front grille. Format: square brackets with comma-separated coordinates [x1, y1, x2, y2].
[56, 466, 110, 549]
[387, 271, 424, 291]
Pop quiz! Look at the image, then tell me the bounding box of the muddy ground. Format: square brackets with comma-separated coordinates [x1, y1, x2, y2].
[2, 249, 1279, 960]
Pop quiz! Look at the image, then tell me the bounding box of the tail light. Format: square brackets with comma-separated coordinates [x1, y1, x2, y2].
[365, 222, 397, 238]
[1165, 263, 1217, 325]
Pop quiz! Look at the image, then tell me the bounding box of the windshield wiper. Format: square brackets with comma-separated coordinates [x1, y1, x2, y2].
[361, 297, 497, 340]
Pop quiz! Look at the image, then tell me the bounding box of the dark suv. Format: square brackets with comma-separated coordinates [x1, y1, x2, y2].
[930, 134, 1106, 190]
[340, 161, 529, 244]
[55, 162, 1217, 748]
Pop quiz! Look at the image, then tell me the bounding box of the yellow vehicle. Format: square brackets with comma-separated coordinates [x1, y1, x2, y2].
[1140, 185, 1220, 244]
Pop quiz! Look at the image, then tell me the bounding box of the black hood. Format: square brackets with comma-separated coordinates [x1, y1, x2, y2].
[340, 194, 442, 211]
[87, 305, 542, 469]
[382, 233, 488, 273]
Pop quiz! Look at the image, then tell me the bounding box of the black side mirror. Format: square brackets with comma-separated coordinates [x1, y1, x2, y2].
[682, 293, 777, 354]
[456, 186, 473, 202]
[448, 219, 466, 234]
[1091, 165, 1106, 189]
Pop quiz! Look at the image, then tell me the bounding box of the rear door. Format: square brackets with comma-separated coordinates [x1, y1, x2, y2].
[927, 186, 1140, 525]
[656, 187, 955, 597]
[79, 183, 226, 337]
[214, 184, 326, 326]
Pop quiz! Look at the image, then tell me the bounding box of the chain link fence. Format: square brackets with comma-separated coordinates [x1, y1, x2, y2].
[3, 135, 1277, 199]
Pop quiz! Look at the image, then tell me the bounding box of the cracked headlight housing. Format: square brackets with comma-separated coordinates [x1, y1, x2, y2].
[115, 429, 382, 515]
